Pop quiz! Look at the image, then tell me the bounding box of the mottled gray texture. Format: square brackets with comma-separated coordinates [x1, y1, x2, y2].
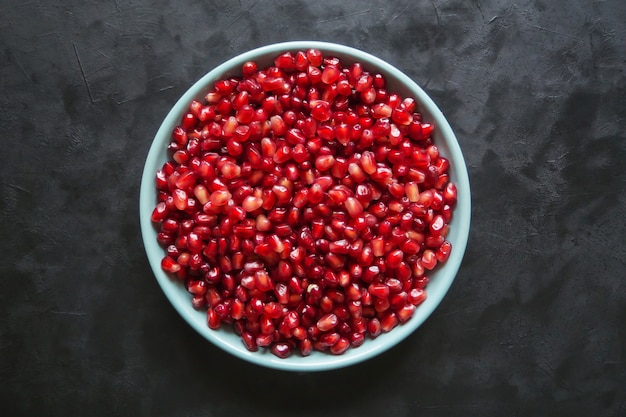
[1, 0, 625, 415]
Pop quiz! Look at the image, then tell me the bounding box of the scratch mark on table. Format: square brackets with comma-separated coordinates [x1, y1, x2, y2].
[72, 42, 95, 103]
[5, 183, 31, 194]
[317, 9, 371, 24]
[12, 56, 33, 84]
[50, 310, 87, 317]
[227, 0, 258, 28]
[418, 404, 481, 409]
[525, 23, 577, 40]
[35, 31, 60, 38]
[431, 0, 442, 31]
[546, 152, 569, 163]
[389, 4, 411, 23]
[467, 93, 486, 105]
[116, 85, 175, 105]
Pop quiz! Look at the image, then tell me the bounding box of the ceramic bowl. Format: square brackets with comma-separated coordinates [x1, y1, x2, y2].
[139, 41, 471, 372]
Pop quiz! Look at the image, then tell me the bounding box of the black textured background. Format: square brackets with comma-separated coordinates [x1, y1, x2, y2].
[1, 0, 625, 415]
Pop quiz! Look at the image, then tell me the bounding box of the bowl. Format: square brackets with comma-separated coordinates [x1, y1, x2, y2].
[139, 41, 471, 372]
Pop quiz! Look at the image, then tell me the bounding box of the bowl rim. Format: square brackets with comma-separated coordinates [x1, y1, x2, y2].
[140, 41, 471, 372]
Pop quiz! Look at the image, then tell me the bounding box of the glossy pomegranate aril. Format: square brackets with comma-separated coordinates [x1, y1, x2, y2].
[316, 313, 339, 332]
[271, 343, 292, 358]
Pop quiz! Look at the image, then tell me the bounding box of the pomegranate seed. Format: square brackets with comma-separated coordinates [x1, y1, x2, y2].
[391, 107, 413, 125]
[404, 182, 420, 202]
[161, 256, 181, 273]
[399, 239, 420, 255]
[348, 163, 366, 182]
[305, 49, 322, 66]
[421, 250, 437, 270]
[209, 190, 231, 206]
[271, 343, 292, 359]
[242, 196, 263, 212]
[371, 103, 392, 118]
[380, 311, 399, 332]
[436, 240, 452, 262]
[344, 197, 364, 218]
[207, 308, 221, 330]
[386, 249, 404, 269]
[397, 303, 416, 323]
[422, 123, 434, 138]
[368, 318, 382, 338]
[360, 151, 377, 174]
[151, 202, 169, 222]
[429, 214, 445, 236]
[192, 185, 209, 205]
[315, 154, 336, 171]
[275, 52, 295, 71]
[329, 337, 350, 355]
[444, 182, 458, 205]
[321, 65, 340, 84]
[172, 189, 188, 210]
[408, 288, 427, 305]
[310, 100, 332, 121]
[368, 283, 390, 299]
[355, 74, 373, 92]
[241, 331, 257, 351]
[316, 313, 339, 332]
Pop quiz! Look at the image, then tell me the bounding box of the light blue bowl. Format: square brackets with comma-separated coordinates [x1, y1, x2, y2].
[139, 41, 471, 372]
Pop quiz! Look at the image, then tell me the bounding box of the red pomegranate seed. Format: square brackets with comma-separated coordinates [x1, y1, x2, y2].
[305, 49, 322, 66]
[422, 123, 434, 138]
[207, 308, 221, 330]
[443, 181, 457, 204]
[242, 196, 263, 212]
[161, 256, 181, 273]
[408, 288, 427, 305]
[271, 343, 292, 359]
[380, 311, 399, 332]
[274, 52, 295, 71]
[429, 214, 445, 236]
[386, 249, 404, 269]
[436, 241, 452, 262]
[367, 318, 382, 337]
[151, 202, 169, 222]
[209, 190, 231, 206]
[320, 331, 340, 347]
[391, 107, 413, 125]
[316, 313, 339, 332]
[329, 337, 350, 355]
[397, 304, 416, 323]
[348, 163, 366, 182]
[321, 65, 340, 84]
[405, 182, 420, 202]
[421, 250, 437, 270]
[172, 189, 187, 210]
[368, 283, 390, 299]
[315, 154, 336, 171]
[241, 332, 257, 351]
[344, 197, 364, 218]
[310, 99, 332, 122]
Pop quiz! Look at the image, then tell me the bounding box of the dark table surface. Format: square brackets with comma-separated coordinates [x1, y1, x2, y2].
[2, 0, 625, 415]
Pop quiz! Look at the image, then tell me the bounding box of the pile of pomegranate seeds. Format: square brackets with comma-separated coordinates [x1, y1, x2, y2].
[151, 49, 457, 358]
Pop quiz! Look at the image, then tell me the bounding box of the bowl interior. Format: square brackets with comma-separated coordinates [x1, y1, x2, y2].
[139, 41, 471, 372]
